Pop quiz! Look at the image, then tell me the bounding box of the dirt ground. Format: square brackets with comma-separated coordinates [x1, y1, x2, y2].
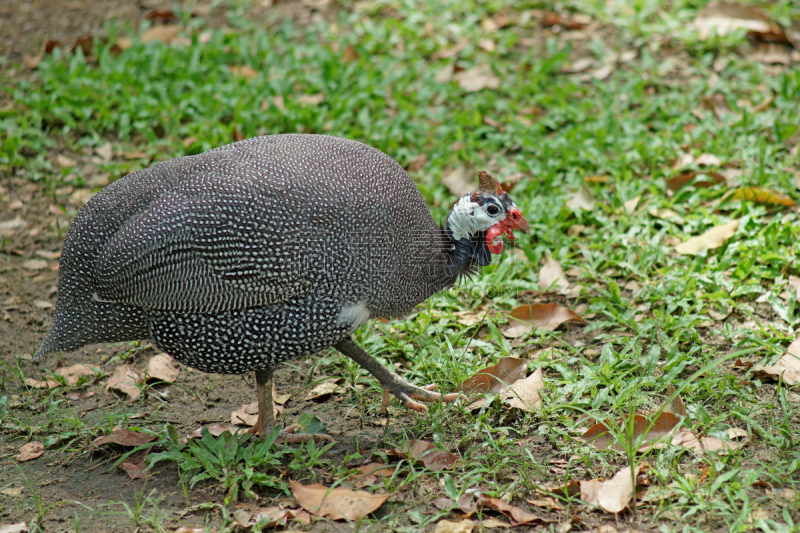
[2, 1, 798, 531]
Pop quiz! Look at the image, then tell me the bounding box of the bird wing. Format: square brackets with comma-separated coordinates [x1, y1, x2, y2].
[93, 184, 329, 313]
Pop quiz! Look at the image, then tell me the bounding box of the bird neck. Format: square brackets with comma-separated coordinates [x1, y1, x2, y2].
[439, 207, 492, 284]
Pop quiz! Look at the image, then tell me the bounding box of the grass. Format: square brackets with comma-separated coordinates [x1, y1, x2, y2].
[2, 0, 800, 531]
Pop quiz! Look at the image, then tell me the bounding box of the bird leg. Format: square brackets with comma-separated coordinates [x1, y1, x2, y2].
[335, 337, 460, 413]
[249, 368, 333, 444]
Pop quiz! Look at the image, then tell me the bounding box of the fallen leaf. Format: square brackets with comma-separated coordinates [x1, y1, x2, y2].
[454, 64, 500, 92]
[93, 429, 157, 447]
[648, 208, 685, 225]
[145, 8, 178, 23]
[387, 440, 459, 471]
[145, 354, 179, 383]
[231, 402, 259, 426]
[22, 259, 49, 271]
[432, 38, 469, 59]
[289, 480, 387, 521]
[476, 496, 546, 526]
[541, 12, 587, 30]
[598, 464, 644, 514]
[666, 171, 725, 191]
[0, 488, 22, 497]
[752, 337, 800, 386]
[184, 423, 244, 442]
[539, 255, 569, 290]
[623, 196, 640, 214]
[501, 368, 544, 411]
[141, 25, 186, 45]
[435, 519, 475, 533]
[731, 187, 794, 206]
[509, 303, 584, 331]
[233, 506, 311, 528]
[566, 186, 595, 211]
[0, 523, 28, 533]
[672, 430, 746, 455]
[56, 364, 97, 385]
[24, 377, 58, 389]
[15, 442, 44, 462]
[580, 479, 604, 506]
[460, 357, 527, 394]
[120, 451, 150, 480]
[581, 412, 683, 452]
[64, 391, 94, 400]
[526, 497, 565, 511]
[304, 380, 343, 401]
[662, 385, 688, 417]
[230, 65, 259, 78]
[95, 142, 113, 162]
[675, 219, 739, 255]
[0, 218, 27, 235]
[296, 93, 324, 106]
[693, 2, 787, 42]
[106, 365, 143, 400]
[442, 166, 475, 197]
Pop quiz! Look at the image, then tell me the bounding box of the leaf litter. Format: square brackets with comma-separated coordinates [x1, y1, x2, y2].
[387, 440, 459, 471]
[675, 219, 739, 255]
[289, 479, 388, 520]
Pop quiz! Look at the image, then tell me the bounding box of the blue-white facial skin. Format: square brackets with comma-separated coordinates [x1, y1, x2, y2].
[446, 194, 511, 242]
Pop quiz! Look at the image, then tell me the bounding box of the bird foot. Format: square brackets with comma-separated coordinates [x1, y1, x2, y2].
[381, 381, 461, 414]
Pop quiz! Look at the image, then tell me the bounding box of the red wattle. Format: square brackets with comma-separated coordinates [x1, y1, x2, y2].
[486, 225, 505, 255]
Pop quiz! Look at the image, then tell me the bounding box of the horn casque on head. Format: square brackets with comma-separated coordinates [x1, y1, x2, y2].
[471, 170, 503, 202]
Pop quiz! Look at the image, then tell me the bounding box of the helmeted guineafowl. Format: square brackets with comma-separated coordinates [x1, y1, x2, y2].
[35, 134, 530, 439]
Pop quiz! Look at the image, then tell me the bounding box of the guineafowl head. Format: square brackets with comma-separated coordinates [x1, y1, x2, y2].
[444, 170, 530, 272]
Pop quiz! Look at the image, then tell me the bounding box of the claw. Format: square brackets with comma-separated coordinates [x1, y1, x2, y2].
[381, 380, 461, 414]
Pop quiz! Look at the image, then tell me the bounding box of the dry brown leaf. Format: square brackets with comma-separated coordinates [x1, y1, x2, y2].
[232, 397, 283, 427]
[119, 451, 150, 480]
[296, 93, 325, 106]
[353, 463, 397, 487]
[752, 338, 800, 385]
[454, 64, 500, 92]
[693, 2, 786, 42]
[460, 357, 527, 394]
[509, 303, 584, 331]
[64, 390, 94, 400]
[649, 208, 685, 225]
[24, 377, 59, 389]
[233, 505, 311, 528]
[145, 354, 179, 383]
[623, 196, 640, 214]
[15, 442, 44, 462]
[501, 367, 543, 411]
[93, 429, 157, 447]
[666, 171, 725, 191]
[106, 365, 143, 400]
[526, 497, 565, 511]
[475, 496, 546, 526]
[141, 25, 186, 45]
[442, 166, 474, 197]
[387, 440, 459, 471]
[662, 385, 688, 417]
[581, 412, 683, 452]
[541, 12, 588, 30]
[22, 259, 49, 271]
[0, 523, 28, 533]
[566, 186, 595, 211]
[580, 479, 603, 506]
[731, 187, 794, 206]
[672, 430, 746, 455]
[230, 65, 258, 78]
[675, 219, 739, 256]
[304, 380, 343, 401]
[598, 464, 644, 513]
[289, 479, 388, 521]
[432, 38, 469, 59]
[539, 255, 569, 290]
[435, 520, 475, 533]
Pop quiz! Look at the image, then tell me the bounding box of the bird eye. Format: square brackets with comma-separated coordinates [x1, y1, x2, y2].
[486, 204, 501, 216]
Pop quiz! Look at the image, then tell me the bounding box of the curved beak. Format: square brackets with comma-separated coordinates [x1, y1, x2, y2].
[508, 207, 530, 235]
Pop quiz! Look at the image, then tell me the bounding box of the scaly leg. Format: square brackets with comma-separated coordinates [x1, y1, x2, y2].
[335, 337, 460, 413]
[248, 368, 333, 444]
